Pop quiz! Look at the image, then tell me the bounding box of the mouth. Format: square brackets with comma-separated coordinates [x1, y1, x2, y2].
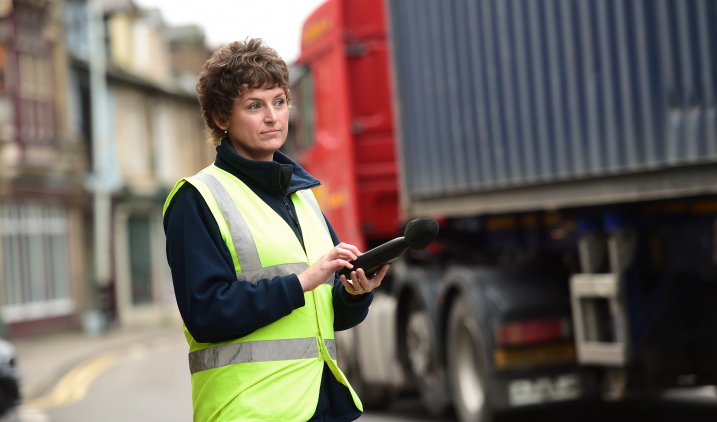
[261, 129, 281, 135]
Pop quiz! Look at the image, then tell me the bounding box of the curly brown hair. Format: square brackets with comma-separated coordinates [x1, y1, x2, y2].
[196, 38, 291, 146]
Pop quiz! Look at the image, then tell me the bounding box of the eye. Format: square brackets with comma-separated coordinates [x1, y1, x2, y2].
[274, 98, 285, 107]
[248, 103, 260, 110]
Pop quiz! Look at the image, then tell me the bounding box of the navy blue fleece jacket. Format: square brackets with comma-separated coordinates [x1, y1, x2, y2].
[163, 140, 371, 422]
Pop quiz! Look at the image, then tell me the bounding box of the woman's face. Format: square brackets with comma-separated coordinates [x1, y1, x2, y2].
[217, 86, 289, 162]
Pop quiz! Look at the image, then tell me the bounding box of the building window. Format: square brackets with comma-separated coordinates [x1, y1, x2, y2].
[15, 30, 56, 144]
[1, 203, 74, 323]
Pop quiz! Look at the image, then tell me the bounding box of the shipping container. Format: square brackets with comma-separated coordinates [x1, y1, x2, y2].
[388, 0, 717, 217]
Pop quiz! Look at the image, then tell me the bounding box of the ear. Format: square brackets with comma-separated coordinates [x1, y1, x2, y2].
[213, 112, 228, 131]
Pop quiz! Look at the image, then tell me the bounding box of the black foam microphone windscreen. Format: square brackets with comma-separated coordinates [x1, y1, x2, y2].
[404, 218, 440, 250]
[337, 218, 439, 278]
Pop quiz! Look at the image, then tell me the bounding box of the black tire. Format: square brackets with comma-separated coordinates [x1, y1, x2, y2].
[447, 297, 494, 422]
[345, 331, 390, 410]
[349, 368, 390, 410]
[405, 301, 451, 417]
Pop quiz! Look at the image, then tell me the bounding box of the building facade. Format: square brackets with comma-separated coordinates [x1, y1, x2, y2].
[68, 0, 214, 331]
[0, 0, 213, 337]
[0, 0, 86, 337]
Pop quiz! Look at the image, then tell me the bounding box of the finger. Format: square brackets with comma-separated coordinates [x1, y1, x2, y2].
[369, 264, 390, 288]
[331, 259, 353, 270]
[340, 275, 356, 295]
[326, 256, 352, 268]
[375, 264, 390, 280]
[349, 271, 364, 294]
[354, 269, 368, 292]
[362, 272, 376, 291]
[333, 246, 360, 261]
[361, 265, 388, 291]
[332, 247, 358, 261]
[339, 243, 363, 257]
[347, 272, 363, 295]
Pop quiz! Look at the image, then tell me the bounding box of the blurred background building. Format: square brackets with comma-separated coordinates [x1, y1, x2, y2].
[0, 0, 214, 337]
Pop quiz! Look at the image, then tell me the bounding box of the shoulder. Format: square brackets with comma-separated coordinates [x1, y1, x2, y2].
[163, 179, 230, 249]
[165, 181, 202, 213]
[163, 181, 211, 230]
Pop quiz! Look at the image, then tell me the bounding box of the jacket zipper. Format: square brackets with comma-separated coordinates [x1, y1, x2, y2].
[282, 195, 301, 231]
[287, 192, 330, 363]
[288, 193, 325, 359]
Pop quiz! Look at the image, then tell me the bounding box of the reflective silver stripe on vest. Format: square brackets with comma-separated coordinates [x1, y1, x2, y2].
[298, 190, 333, 284]
[324, 337, 337, 360]
[189, 338, 338, 374]
[299, 190, 330, 237]
[236, 262, 308, 285]
[193, 172, 263, 274]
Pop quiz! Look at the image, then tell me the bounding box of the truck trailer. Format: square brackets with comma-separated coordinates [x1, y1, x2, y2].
[286, 1, 717, 421]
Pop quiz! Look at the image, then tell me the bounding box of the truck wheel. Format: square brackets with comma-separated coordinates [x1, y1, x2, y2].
[447, 298, 493, 422]
[406, 306, 450, 417]
[349, 371, 389, 410]
[346, 336, 390, 410]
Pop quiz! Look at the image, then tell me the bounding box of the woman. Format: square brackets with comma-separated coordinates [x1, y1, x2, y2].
[163, 38, 388, 422]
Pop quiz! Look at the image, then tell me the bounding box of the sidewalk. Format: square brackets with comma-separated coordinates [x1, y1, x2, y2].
[13, 321, 185, 401]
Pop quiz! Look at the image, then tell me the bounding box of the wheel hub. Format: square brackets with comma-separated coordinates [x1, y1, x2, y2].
[456, 318, 484, 415]
[406, 310, 432, 377]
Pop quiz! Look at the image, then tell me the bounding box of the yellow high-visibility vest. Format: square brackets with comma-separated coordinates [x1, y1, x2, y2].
[164, 164, 362, 422]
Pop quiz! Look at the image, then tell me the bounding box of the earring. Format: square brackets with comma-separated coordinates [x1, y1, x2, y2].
[224, 130, 227, 134]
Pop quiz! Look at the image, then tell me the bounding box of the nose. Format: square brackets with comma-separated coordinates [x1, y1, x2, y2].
[264, 106, 278, 123]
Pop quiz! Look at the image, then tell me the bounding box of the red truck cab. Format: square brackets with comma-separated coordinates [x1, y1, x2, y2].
[286, 0, 399, 251]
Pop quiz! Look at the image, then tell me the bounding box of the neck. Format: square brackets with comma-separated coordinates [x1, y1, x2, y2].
[228, 138, 274, 162]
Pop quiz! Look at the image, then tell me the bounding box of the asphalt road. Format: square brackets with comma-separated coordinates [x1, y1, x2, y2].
[3, 330, 717, 422]
[360, 396, 717, 422]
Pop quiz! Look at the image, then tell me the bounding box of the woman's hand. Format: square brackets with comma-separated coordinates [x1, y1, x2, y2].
[340, 264, 389, 296]
[298, 243, 361, 292]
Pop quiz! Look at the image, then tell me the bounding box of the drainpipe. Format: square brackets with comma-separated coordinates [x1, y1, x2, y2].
[86, 0, 110, 334]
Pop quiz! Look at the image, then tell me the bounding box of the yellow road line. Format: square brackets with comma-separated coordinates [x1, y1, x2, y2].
[25, 350, 124, 410]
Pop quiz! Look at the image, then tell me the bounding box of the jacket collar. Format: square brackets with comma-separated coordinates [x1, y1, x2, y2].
[214, 138, 320, 197]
